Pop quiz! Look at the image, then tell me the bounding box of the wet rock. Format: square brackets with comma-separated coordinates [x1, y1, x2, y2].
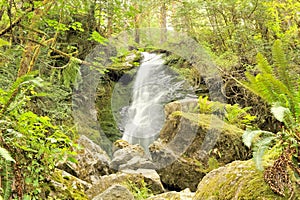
[92, 184, 134, 200]
[119, 156, 156, 170]
[86, 169, 164, 199]
[49, 168, 90, 199]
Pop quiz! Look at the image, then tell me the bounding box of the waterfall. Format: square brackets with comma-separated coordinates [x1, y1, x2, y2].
[121, 52, 193, 151]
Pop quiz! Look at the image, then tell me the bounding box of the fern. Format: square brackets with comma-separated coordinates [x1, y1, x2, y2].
[243, 129, 277, 170]
[62, 58, 82, 89]
[0, 159, 13, 200]
[272, 40, 290, 90]
[253, 136, 276, 171]
[256, 53, 273, 74]
[241, 40, 300, 194]
[243, 40, 299, 122]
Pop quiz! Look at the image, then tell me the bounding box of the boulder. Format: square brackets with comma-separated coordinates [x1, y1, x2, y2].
[150, 99, 250, 191]
[147, 188, 194, 200]
[57, 135, 111, 184]
[193, 160, 300, 200]
[121, 169, 165, 194]
[92, 184, 134, 200]
[110, 140, 152, 171]
[86, 169, 164, 199]
[119, 156, 156, 170]
[49, 168, 90, 199]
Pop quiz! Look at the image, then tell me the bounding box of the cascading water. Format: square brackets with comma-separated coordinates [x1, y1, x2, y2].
[121, 52, 194, 152]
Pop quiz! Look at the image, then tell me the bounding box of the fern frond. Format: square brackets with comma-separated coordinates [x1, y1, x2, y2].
[253, 135, 277, 171]
[256, 53, 273, 74]
[62, 58, 81, 89]
[242, 129, 274, 148]
[272, 40, 291, 90]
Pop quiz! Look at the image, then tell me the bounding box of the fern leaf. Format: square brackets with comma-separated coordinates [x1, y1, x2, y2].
[0, 147, 15, 163]
[253, 136, 276, 171]
[256, 53, 272, 74]
[271, 103, 290, 122]
[272, 40, 290, 90]
[242, 130, 274, 148]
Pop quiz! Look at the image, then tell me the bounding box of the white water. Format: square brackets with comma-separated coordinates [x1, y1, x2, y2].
[122, 52, 193, 152]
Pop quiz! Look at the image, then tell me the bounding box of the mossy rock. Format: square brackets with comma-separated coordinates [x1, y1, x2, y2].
[193, 160, 300, 200]
[48, 168, 89, 200]
[151, 100, 250, 191]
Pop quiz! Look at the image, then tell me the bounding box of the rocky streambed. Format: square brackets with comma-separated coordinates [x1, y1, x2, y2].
[50, 99, 300, 199]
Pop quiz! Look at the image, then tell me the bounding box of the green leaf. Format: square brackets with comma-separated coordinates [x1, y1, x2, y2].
[0, 38, 11, 47]
[242, 129, 274, 148]
[89, 31, 108, 45]
[0, 146, 15, 163]
[253, 136, 276, 171]
[271, 103, 290, 122]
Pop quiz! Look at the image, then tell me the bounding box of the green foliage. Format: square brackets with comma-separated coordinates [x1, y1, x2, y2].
[196, 96, 256, 128]
[0, 74, 77, 199]
[89, 31, 109, 45]
[243, 130, 277, 170]
[61, 58, 82, 89]
[125, 179, 153, 200]
[243, 40, 298, 116]
[242, 40, 300, 195]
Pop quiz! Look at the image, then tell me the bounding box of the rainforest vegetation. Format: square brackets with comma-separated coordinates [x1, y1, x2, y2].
[0, 0, 299, 199]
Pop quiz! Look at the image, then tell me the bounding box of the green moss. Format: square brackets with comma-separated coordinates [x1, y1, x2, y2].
[194, 160, 299, 200]
[171, 111, 243, 135]
[48, 169, 89, 200]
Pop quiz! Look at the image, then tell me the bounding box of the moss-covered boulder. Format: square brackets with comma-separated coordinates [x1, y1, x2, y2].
[48, 168, 90, 200]
[86, 169, 164, 199]
[193, 159, 300, 200]
[149, 99, 250, 191]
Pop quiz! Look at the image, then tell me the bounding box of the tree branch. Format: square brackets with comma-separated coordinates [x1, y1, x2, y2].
[0, 7, 34, 37]
[16, 36, 136, 71]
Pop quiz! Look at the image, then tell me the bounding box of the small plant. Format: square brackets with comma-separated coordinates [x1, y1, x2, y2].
[195, 96, 256, 128]
[125, 179, 153, 200]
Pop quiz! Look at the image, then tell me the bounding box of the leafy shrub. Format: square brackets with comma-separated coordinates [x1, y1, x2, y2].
[0, 73, 77, 199]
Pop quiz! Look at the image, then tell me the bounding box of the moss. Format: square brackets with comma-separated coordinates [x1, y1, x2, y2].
[48, 169, 89, 200]
[171, 111, 244, 135]
[194, 160, 299, 200]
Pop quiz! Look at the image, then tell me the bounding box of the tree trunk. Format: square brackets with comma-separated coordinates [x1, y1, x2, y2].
[160, 2, 167, 43]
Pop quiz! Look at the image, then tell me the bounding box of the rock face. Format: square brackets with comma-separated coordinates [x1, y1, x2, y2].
[150, 99, 250, 191]
[193, 160, 300, 200]
[92, 184, 134, 200]
[57, 135, 111, 185]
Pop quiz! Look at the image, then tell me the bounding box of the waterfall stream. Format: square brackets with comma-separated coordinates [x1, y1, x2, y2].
[119, 52, 194, 151]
